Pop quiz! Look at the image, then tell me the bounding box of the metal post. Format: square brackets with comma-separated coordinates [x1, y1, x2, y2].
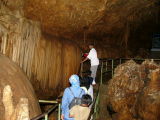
[45, 114, 48, 120]
[94, 93, 99, 120]
[112, 59, 114, 77]
[100, 61, 103, 84]
[106, 61, 108, 71]
[96, 94, 99, 118]
[81, 62, 83, 77]
[151, 59, 154, 62]
[58, 103, 61, 120]
[119, 58, 122, 64]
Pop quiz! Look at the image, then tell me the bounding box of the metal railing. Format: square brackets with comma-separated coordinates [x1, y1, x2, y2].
[92, 87, 100, 120]
[89, 58, 160, 120]
[31, 58, 160, 120]
[99, 58, 160, 84]
[31, 100, 61, 120]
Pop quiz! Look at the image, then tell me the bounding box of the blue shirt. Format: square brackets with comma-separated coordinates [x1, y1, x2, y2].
[61, 86, 85, 120]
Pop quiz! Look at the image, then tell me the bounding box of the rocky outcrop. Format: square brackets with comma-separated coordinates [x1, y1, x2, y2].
[107, 60, 160, 120]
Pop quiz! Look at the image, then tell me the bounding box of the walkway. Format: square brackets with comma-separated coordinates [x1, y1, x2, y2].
[31, 58, 160, 120]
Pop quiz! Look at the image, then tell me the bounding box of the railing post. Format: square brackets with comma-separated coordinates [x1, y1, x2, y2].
[80, 62, 83, 77]
[112, 59, 114, 77]
[58, 103, 61, 120]
[45, 114, 48, 120]
[119, 58, 121, 64]
[151, 59, 154, 62]
[94, 93, 99, 120]
[106, 60, 108, 71]
[88, 94, 99, 120]
[100, 61, 103, 84]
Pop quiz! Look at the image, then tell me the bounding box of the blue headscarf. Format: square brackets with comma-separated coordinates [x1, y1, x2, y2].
[69, 74, 80, 87]
[61, 74, 85, 120]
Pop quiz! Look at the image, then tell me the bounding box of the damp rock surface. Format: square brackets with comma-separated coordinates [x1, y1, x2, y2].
[107, 60, 160, 120]
[0, 54, 41, 119]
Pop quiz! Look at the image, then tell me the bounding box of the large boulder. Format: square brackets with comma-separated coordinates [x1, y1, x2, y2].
[0, 54, 41, 120]
[107, 60, 160, 120]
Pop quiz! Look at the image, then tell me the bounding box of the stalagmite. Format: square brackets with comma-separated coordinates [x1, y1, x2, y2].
[2, 85, 30, 120]
[0, 54, 41, 119]
[13, 98, 29, 120]
[2, 85, 14, 120]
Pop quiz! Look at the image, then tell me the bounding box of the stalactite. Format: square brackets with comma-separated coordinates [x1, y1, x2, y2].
[0, 4, 41, 80]
[0, 2, 82, 99]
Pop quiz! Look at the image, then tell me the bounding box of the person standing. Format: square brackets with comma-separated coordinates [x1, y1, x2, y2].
[61, 75, 85, 120]
[80, 73, 94, 100]
[81, 44, 99, 85]
[69, 94, 92, 120]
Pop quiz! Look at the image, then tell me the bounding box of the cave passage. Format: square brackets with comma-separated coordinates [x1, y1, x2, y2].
[0, 0, 160, 120]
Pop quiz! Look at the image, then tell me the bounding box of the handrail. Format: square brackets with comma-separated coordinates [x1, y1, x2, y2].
[31, 58, 160, 120]
[31, 105, 58, 120]
[93, 58, 160, 119]
[31, 99, 61, 120]
[99, 58, 160, 80]
[99, 58, 160, 61]
[88, 85, 100, 120]
[39, 100, 58, 104]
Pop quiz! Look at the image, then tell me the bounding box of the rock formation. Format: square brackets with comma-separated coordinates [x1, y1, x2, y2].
[0, 1, 81, 99]
[2, 85, 30, 120]
[0, 54, 41, 119]
[107, 60, 160, 120]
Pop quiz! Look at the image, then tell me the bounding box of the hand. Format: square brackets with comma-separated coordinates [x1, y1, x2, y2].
[69, 114, 74, 118]
[61, 114, 64, 120]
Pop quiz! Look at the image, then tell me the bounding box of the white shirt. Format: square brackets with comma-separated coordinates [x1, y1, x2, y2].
[87, 48, 99, 66]
[81, 86, 93, 100]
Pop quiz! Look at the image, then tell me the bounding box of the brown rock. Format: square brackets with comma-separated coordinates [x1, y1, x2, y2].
[107, 60, 144, 119]
[137, 69, 160, 120]
[0, 54, 41, 119]
[0, 4, 81, 99]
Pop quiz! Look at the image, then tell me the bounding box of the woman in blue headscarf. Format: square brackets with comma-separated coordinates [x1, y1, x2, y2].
[61, 74, 85, 120]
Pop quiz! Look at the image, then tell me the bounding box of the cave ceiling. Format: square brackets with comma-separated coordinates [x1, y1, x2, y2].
[2, 0, 159, 43]
[23, 0, 159, 40]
